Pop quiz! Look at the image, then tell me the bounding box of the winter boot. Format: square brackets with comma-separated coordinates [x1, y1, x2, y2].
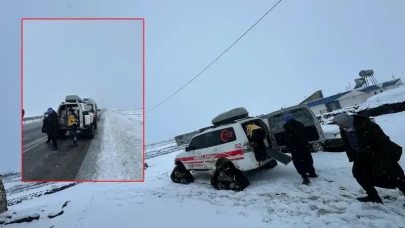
[308, 173, 318, 178]
[398, 183, 405, 196]
[398, 185, 405, 207]
[46, 134, 51, 143]
[356, 195, 383, 204]
[51, 141, 58, 150]
[302, 178, 310, 185]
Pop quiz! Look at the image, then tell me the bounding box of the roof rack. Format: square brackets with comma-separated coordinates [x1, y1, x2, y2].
[65, 95, 84, 103]
[212, 107, 249, 126]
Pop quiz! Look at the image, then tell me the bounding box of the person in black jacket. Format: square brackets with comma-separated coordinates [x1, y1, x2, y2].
[283, 114, 317, 185]
[41, 111, 51, 143]
[332, 113, 404, 205]
[46, 108, 59, 150]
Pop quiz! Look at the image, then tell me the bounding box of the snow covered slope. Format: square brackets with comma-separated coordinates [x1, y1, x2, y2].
[318, 85, 405, 124]
[362, 85, 405, 109]
[2, 112, 405, 228]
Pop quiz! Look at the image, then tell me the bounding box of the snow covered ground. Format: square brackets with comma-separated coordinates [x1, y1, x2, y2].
[318, 85, 405, 124]
[2, 111, 405, 228]
[93, 109, 142, 180]
[76, 109, 143, 181]
[361, 85, 405, 109]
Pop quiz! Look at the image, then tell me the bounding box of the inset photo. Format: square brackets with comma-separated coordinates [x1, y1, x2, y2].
[22, 18, 144, 182]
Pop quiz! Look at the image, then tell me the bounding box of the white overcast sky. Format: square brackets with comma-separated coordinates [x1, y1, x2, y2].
[1, 0, 405, 172]
[23, 19, 142, 116]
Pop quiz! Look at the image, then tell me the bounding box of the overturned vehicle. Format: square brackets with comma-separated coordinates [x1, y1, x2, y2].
[170, 107, 294, 191]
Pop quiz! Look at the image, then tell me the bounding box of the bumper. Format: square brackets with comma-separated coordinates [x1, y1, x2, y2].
[324, 138, 344, 148]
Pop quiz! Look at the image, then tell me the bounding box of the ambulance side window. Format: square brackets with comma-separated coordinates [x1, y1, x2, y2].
[189, 135, 206, 150]
[203, 128, 237, 148]
[189, 127, 237, 150]
[212, 127, 237, 145]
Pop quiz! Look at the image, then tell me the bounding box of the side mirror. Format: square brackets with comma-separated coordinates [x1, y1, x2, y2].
[187, 146, 196, 151]
[185, 146, 189, 152]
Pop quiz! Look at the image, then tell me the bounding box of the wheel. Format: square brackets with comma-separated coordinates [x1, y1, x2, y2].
[215, 157, 233, 170]
[88, 125, 95, 139]
[262, 159, 278, 169]
[312, 142, 324, 152]
[211, 159, 249, 192]
[170, 164, 194, 184]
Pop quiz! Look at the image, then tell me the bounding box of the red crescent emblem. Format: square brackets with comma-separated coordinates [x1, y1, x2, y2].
[220, 130, 230, 142]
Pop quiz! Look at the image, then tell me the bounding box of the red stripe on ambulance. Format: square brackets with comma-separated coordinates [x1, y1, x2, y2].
[175, 149, 244, 163]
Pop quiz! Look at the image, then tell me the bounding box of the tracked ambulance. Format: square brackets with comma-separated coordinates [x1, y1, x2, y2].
[170, 107, 293, 190]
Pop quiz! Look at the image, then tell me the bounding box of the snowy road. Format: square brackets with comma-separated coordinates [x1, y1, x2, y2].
[22, 121, 46, 153]
[22, 118, 103, 181]
[3, 111, 405, 228]
[22, 109, 143, 181]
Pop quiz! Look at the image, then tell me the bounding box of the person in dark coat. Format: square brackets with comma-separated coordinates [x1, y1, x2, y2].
[332, 113, 404, 205]
[41, 111, 51, 143]
[283, 114, 317, 185]
[46, 108, 59, 150]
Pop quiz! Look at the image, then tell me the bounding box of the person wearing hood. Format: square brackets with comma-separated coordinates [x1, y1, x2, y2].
[46, 107, 59, 150]
[283, 113, 317, 185]
[41, 111, 51, 143]
[332, 113, 404, 205]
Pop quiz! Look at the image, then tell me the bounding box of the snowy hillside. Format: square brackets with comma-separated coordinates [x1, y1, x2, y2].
[361, 85, 405, 109]
[2, 111, 405, 227]
[318, 85, 405, 124]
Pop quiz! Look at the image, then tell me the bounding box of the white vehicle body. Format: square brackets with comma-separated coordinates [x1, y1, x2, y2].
[322, 125, 341, 139]
[57, 95, 96, 138]
[174, 108, 289, 173]
[175, 121, 272, 172]
[83, 98, 100, 120]
[320, 124, 344, 150]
